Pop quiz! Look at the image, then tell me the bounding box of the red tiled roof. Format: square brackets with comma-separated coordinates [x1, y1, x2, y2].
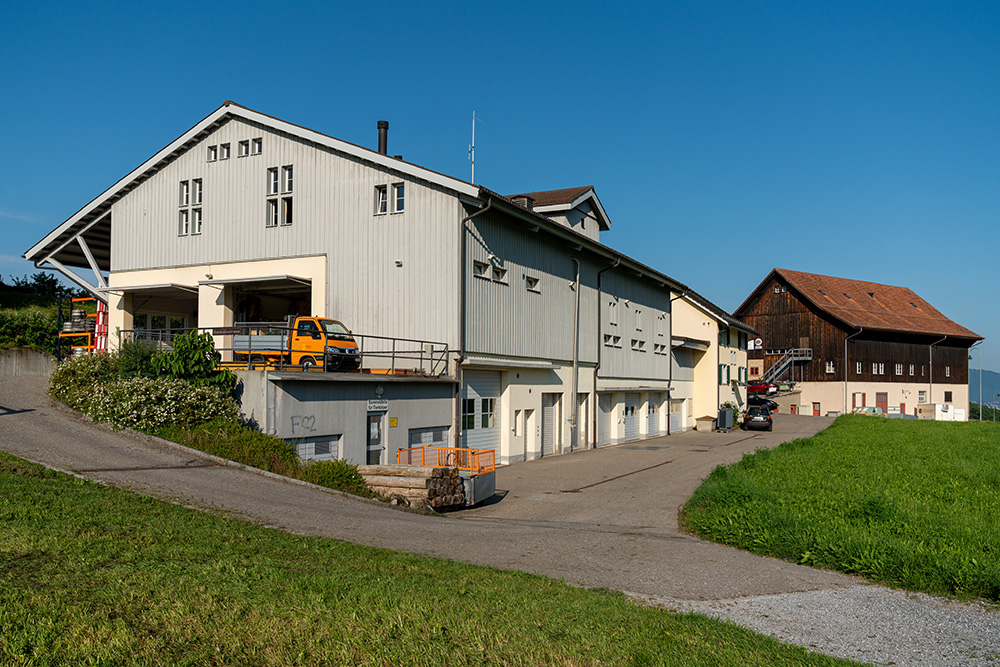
[505, 186, 593, 207]
[772, 269, 981, 339]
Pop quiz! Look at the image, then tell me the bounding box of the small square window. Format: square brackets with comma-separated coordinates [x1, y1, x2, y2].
[220, 143, 231, 160]
[826, 361, 835, 373]
[473, 261, 489, 278]
[944, 391, 953, 402]
[773, 286, 780, 293]
[525, 275, 540, 292]
[392, 183, 405, 213]
[918, 390, 927, 403]
[374, 185, 388, 214]
[238, 140, 249, 157]
[251, 138, 262, 155]
[492, 266, 507, 283]
[207, 145, 218, 161]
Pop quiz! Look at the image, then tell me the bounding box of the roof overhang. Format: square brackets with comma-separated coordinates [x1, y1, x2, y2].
[99, 283, 199, 297]
[532, 187, 611, 231]
[671, 336, 711, 351]
[198, 275, 311, 291]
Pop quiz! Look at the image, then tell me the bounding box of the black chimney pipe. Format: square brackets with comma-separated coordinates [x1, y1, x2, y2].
[377, 120, 388, 155]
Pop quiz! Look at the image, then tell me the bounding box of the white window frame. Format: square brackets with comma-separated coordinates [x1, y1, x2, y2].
[918, 390, 927, 403]
[826, 360, 835, 374]
[280, 196, 293, 226]
[856, 362, 862, 375]
[895, 363, 903, 376]
[945, 365, 951, 378]
[391, 183, 405, 213]
[179, 180, 190, 207]
[282, 165, 293, 193]
[220, 143, 231, 160]
[909, 364, 915, 376]
[238, 140, 249, 157]
[267, 168, 279, 195]
[192, 208, 203, 235]
[265, 199, 279, 228]
[251, 137, 262, 155]
[207, 145, 218, 162]
[178, 209, 190, 236]
[374, 185, 388, 215]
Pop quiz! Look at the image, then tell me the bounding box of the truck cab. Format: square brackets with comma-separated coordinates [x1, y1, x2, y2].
[292, 317, 361, 371]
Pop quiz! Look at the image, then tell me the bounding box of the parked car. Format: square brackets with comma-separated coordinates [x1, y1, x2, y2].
[747, 395, 778, 411]
[747, 381, 777, 395]
[741, 406, 773, 431]
[852, 406, 886, 417]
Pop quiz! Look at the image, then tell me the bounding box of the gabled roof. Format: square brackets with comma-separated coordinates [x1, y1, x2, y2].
[684, 289, 757, 336]
[737, 268, 981, 340]
[24, 101, 479, 271]
[506, 185, 611, 231]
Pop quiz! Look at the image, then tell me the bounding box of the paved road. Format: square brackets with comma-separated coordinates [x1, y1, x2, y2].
[3, 375, 998, 665]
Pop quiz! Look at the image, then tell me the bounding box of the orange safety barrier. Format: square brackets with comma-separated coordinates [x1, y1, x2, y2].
[397, 446, 495, 476]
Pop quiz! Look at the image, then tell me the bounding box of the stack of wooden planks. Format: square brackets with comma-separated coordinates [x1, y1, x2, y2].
[357, 464, 466, 509]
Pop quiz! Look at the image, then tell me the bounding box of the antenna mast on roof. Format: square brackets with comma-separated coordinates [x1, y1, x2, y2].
[468, 111, 482, 184]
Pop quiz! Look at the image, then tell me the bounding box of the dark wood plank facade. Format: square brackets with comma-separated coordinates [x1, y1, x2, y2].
[738, 275, 972, 385]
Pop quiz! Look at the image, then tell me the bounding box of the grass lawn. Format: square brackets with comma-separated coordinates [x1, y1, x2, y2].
[684, 416, 1000, 601]
[0, 453, 860, 666]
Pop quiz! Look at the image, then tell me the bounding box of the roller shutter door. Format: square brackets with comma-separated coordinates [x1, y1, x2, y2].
[623, 393, 641, 442]
[669, 399, 685, 433]
[461, 370, 501, 454]
[597, 394, 613, 446]
[647, 393, 661, 436]
[541, 393, 561, 457]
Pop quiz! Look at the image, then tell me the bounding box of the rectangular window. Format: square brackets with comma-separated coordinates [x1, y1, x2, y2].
[631, 339, 645, 352]
[718, 364, 730, 385]
[462, 398, 476, 430]
[374, 185, 388, 214]
[179, 180, 190, 207]
[491, 266, 507, 283]
[895, 363, 903, 376]
[856, 362, 862, 375]
[872, 362, 878, 374]
[481, 398, 496, 428]
[238, 140, 249, 157]
[945, 366, 951, 378]
[392, 183, 405, 212]
[251, 137, 262, 155]
[919, 390, 927, 403]
[220, 143, 230, 159]
[878, 363, 885, 375]
[192, 179, 202, 205]
[281, 197, 293, 226]
[609, 301, 617, 326]
[178, 209, 190, 236]
[207, 145, 218, 161]
[282, 165, 293, 192]
[266, 199, 278, 227]
[945, 391, 953, 402]
[909, 364, 915, 376]
[473, 261, 489, 278]
[826, 361, 835, 373]
[267, 168, 279, 195]
[192, 208, 202, 234]
[525, 275, 540, 292]
[719, 328, 730, 346]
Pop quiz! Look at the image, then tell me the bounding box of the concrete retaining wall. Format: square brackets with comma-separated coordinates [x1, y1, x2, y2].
[0, 349, 56, 377]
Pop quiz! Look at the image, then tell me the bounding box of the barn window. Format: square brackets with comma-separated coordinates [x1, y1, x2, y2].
[826, 361, 835, 373]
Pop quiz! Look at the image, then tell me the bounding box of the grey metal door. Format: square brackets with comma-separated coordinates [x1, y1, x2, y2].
[597, 393, 613, 446]
[624, 393, 640, 441]
[541, 393, 560, 457]
[366, 413, 384, 464]
[647, 393, 660, 436]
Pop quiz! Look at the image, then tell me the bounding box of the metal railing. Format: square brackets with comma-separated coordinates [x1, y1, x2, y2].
[760, 348, 813, 384]
[117, 324, 451, 377]
[397, 446, 495, 476]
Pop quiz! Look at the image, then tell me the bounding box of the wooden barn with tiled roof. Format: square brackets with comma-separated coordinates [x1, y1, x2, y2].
[735, 269, 981, 418]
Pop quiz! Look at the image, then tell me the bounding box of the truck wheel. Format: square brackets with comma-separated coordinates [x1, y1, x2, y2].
[301, 357, 315, 370]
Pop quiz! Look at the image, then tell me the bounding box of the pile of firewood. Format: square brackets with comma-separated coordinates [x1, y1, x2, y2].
[357, 464, 465, 509]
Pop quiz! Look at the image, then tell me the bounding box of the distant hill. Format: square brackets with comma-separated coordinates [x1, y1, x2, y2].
[969, 369, 1000, 407]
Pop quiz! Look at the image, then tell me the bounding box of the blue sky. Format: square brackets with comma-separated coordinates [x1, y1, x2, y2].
[2, 1, 997, 370]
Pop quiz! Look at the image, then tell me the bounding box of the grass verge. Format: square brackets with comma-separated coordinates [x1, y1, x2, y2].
[683, 416, 1000, 601]
[0, 452, 858, 666]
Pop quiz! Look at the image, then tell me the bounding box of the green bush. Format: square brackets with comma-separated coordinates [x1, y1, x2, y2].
[154, 331, 236, 394]
[48, 353, 121, 412]
[301, 459, 376, 498]
[86, 377, 239, 431]
[117, 338, 159, 378]
[0, 306, 58, 353]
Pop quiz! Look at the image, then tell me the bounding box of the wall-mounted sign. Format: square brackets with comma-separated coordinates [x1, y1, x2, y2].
[389, 417, 398, 428]
[367, 399, 389, 412]
[753, 337, 763, 350]
[212, 327, 241, 336]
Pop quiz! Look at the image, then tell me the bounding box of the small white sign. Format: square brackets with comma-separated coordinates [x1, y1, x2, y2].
[367, 399, 389, 412]
[753, 338, 763, 350]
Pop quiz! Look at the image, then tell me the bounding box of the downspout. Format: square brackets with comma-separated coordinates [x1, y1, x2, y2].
[568, 258, 581, 454]
[929, 335, 947, 405]
[592, 258, 621, 447]
[666, 291, 686, 435]
[844, 327, 863, 414]
[454, 198, 493, 446]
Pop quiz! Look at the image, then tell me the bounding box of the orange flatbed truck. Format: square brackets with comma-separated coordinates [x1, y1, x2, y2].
[232, 316, 361, 371]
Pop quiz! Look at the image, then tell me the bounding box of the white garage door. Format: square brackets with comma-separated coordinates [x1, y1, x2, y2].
[669, 399, 685, 433]
[624, 393, 641, 441]
[461, 370, 501, 454]
[597, 393, 613, 446]
[541, 393, 561, 457]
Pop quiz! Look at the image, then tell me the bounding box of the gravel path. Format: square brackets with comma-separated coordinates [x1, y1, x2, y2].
[635, 585, 1000, 667]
